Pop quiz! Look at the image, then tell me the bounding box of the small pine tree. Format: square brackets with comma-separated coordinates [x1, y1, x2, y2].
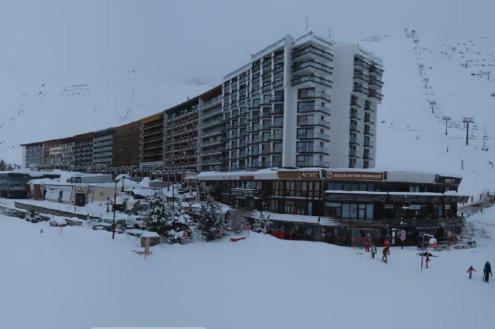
[145, 197, 169, 235]
[164, 203, 194, 244]
[198, 196, 225, 241]
[144, 197, 194, 244]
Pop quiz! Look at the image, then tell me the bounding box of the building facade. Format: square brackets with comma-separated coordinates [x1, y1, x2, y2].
[163, 98, 199, 172]
[140, 113, 164, 171]
[74, 133, 94, 171]
[197, 168, 469, 245]
[22, 32, 383, 176]
[198, 86, 224, 172]
[92, 129, 113, 170]
[113, 120, 142, 172]
[22, 142, 43, 169]
[220, 32, 382, 171]
[331, 45, 383, 168]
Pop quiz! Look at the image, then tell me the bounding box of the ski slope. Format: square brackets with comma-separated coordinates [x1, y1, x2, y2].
[1, 208, 494, 329]
[361, 30, 495, 196]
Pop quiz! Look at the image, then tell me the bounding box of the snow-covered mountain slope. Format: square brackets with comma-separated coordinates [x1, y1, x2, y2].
[361, 30, 495, 196]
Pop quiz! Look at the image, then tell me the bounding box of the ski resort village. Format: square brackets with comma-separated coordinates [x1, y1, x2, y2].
[1, 1, 495, 329]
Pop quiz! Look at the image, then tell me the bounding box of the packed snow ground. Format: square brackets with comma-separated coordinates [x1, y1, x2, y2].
[1, 208, 495, 329]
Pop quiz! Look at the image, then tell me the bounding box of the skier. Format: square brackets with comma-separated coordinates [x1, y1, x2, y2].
[483, 261, 492, 283]
[364, 240, 370, 253]
[371, 244, 377, 259]
[382, 246, 389, 263]
[467, 265, 476, 279]
[40, 228, 43, 234]
[425, 253, 431, 269]
[384, 238, 390, 248]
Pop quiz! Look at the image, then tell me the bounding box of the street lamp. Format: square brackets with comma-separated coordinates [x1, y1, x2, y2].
[112, 176, 129, 240]
[112, 179, 117, 240]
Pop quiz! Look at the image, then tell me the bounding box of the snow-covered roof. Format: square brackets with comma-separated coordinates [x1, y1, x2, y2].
[198, 167, 462, 184]
[251, 211, 338, 227]
[0, 169, 60, 177]
[325, 190, 466, 197]
[198, 168, 279, 181]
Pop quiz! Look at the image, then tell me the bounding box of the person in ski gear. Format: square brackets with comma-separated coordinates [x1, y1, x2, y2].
[371, 244, 377, 259]
[364, 240, 370, 252]
[382, 246, 389, 263]
[483, 261, 492, 283]
[467, 266, 476, 279]
[425, 253, 431, 269]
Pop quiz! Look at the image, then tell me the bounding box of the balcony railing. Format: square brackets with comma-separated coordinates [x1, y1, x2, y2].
[298, 118, 331, 127]
[298, 90, 331, 102]
[369, 65, 384, 74]
[349, 138, 360, 145]
[353, 72, 369, 82]
[296, 160, 329, 167]
[349, 126, 360, 133]
[293, 60, 333, 75]
[353, 84, 368, 94]
[297, 104, 331, 114]
[369, 78, 384, 87]
[368, 91, 384, 100]
[292, 75, 333, 88]
[292, 45, 334, 62]
[297, 132, 330, 140]
[297, 146, 329, 153]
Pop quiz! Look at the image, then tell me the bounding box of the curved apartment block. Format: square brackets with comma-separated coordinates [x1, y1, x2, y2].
[21, 32, 383, 176]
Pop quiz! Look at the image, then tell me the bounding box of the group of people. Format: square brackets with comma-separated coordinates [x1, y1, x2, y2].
[363, 238, 494, 284]
[467, 262, 492, 282]
[364, 239, 389, 263]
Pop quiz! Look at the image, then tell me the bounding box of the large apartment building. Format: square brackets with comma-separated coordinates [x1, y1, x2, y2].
[22, 32, 383, 175]
[218, 33, 383, 171]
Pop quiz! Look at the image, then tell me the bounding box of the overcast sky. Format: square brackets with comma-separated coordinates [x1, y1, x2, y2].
[0, 0, 493, 163]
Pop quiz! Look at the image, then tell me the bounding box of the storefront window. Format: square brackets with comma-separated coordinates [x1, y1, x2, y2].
[342, 203, 350, 218]
[366, 204, 374, 219]
[359, 204, 366, 219]
[350, 204, 357, 218]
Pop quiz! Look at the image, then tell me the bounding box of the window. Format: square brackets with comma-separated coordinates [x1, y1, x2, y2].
[350, 204, 357, 218]
[366, 204, 374, 219]
[359, 204, 366, 219]
[297, 101, 315, 113]
[298, 87, 316, 99]
[338, 203, 374, 219]
[342, 203, 350, 218]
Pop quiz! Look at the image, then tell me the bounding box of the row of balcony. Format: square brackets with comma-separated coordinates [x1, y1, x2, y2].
[297, 132, 330, 141]
[292, 75, 333, 88]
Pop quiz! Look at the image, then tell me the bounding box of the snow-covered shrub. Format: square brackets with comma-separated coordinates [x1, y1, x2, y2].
[226, 209, 248, 233]
[197, 196, 225, 241]
[144, 197, 194, 244]
[252, 217, 273, 234]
